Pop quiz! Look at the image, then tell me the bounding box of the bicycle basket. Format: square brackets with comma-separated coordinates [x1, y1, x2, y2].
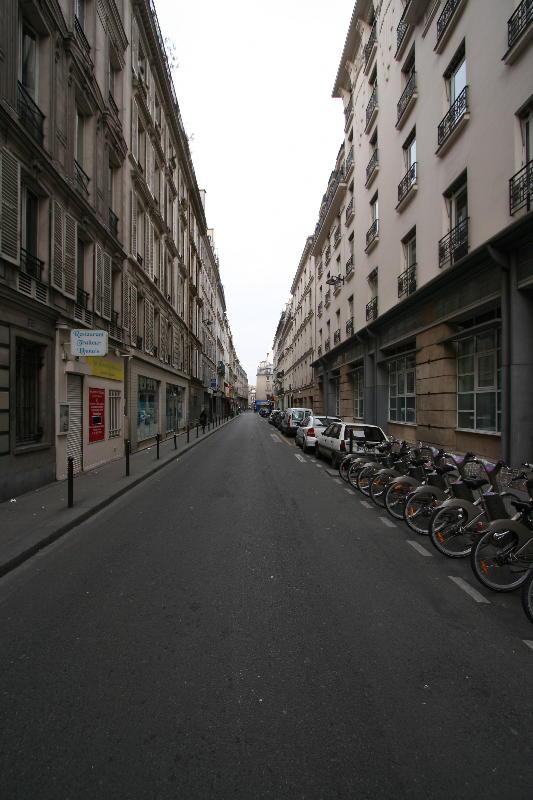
[496, 467, 528, 495]
[461, 460, 487, 480]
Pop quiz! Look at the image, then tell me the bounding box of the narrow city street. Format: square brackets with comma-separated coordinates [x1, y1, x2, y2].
[1, 412, 532, 800]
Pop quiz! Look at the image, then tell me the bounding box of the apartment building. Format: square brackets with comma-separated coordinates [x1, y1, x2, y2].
[278, 0, 533, 464]
[255, 358, 273, 404]
[0, 0, 244, 500]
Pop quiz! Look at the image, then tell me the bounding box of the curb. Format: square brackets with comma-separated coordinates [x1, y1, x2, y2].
[0, 417, 236, 579]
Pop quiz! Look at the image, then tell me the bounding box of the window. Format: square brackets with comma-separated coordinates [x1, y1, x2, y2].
[75, 107, 84, 165]
[449, 53, 466, 104]
[22, 187, 39, 259]
[137, 375, 158, 441]
[109, 390, 121, 438]
[21, 26, 37, 99]
[457, 331, 501, 432]
[404, 229, 416, 268]
[389, 354, 416, 423]
[353, 366, 364, 419]
[371, 193, 379, 222]
[75, 0, 86, 28]
[404, 129, 416, 169]
[15, 339, 44, 445]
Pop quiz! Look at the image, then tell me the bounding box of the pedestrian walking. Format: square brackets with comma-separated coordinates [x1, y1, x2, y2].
[199, 408, 207, 434]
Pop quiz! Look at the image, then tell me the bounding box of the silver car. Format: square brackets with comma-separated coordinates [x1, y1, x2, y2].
[295, 415, 342, 452]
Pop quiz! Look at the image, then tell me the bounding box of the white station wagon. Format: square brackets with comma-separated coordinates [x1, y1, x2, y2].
[315, 422, 387, 466]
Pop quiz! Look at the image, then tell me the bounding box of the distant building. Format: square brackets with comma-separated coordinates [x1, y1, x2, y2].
[256, 358, 273, 402]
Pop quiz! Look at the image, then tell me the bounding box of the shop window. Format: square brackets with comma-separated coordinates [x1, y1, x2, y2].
[15, 338, 45, 445]
[389, 353, 416, 423]
[137, 375, 158, 440]
[108, 389, 121, 438]
[353, 366, 364, 419]
[457, 331, 501, 432]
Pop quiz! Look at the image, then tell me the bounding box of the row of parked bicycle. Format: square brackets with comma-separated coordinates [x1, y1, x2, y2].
[260, 409, 533, 627]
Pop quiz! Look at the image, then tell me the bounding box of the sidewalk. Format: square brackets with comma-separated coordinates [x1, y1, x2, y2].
[0, 417, 235, 578]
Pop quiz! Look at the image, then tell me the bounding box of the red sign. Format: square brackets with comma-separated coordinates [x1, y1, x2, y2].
[89, 387, 105, 443]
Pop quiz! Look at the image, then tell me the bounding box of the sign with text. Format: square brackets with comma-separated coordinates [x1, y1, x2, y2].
[89, 387, 105, 443]
[87, 357, 124, 382]
[71, 329, 108, 357]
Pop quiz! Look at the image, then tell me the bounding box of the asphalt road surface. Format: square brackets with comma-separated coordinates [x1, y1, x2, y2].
[1, 412, 533, 799]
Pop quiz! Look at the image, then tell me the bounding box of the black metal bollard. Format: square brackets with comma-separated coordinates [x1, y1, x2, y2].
[349, 429, 354, 454]
[125, 439, 130, 476]
[196, 424, 199, 439]
[67, 456, 74, 508]
[173, 433, 177, 450]
[156, 433, 160, 459]
[208, 420, 210, 431]
[187, 424, 190, 443]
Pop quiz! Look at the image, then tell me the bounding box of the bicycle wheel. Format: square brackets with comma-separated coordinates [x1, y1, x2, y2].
[357, 464, 377, 496]
[470, 527, 528, 592]
[521, 571, 533, 624]
[385, 483, 409, 520]
[404, 493, 437, 536]
[338, 455, 353, 483]
[429, 506, 474, 558]
[370, 474, 388, 507]
[348, 461, 362, 489]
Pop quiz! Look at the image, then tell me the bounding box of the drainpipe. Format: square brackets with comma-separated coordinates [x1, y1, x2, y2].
[487, 244, 510, 463]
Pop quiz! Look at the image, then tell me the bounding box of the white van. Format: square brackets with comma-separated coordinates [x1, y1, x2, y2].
[280, 407, 313, 437]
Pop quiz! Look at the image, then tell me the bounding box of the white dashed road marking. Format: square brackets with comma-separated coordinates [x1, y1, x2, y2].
[448, 575, 490, 604]
[344, 488, 354, 495]
[360, 500, 373, 509]
[524, 641, 533, 652]
[315, 463, 323, 469]
[270, 434, 280, 442]
[379, 516, 396, 528]
[294, 453, 306, 463]
[333, 478, 342, 485]
[406, 540, 433, 557]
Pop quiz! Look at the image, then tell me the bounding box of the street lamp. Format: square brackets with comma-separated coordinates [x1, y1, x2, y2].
[325, 275, 345, 288]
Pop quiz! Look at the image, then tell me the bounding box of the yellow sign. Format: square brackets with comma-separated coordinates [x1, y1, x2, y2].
[87, 356, 124, 382]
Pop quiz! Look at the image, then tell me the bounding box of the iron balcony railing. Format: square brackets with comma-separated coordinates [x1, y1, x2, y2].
[324, 338, 331, 352]
[345, 146, 354, 176]
[366, 218, 379, 249]
[17, 82, 44, 146]
[366, 297, 378, 322]
[109, 208, 119, 238]
[398, 162, 417, 204]
[345, 197, 354, 223]
[509, 159, 533, 214]
[344, 97, 354, 130]
[74, 16, 91, 58]
[436, 0, 461, 44]
[317, 301, 323, 316]
[364, 22, 377, 68]
[333, 329, 341, 345]
[76, 287, 89, 308]
[317, 261, 323, 277]
[324, 290, 331, 306]
[333, 227, 341, 248]
[437, 86, 469, 147]
[325, 246, 331, 263]
[438, 218, 469, 268]
[108, 91, 119, 117]
[74, 160, 90, 195]
[366, 149, 379, 184]
[346, 317, 354, 336]
[398, 264, 417, 298]
[397, 71, 417, 123]
[346, 255, 354, 276]
[20, 248, 44, 280]
[508, 0, 532, 48]
[366, 85, 378, 129]
[397, 9, 410, 54]
[317, 345, 323, 356]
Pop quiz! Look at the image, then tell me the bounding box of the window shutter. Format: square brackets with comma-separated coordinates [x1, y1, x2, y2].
[144, 299, 154, 353]
[122, 274, 129, 330]
[52, 201, 64, 290]
[131, 101, 138, 161]
[130, 191, 137, 256]
[63, 214, 77, 298]
[103, 252, 112, 320]
[95, 244, 103, 315]
[131, 16, 139, 74]
[129, 284, 137, 341]
[0, 149, 20, 265]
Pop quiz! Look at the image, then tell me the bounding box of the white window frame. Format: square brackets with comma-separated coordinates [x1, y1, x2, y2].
[456, 330, 501, 434]
[389, 353, 416, 424]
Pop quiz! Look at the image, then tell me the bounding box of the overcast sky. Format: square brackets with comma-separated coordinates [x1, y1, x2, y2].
[154, 0, 354, 384]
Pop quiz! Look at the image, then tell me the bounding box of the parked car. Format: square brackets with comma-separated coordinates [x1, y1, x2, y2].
[279, 407, 313, 437]
[258, 406, 271, 417]
[269, 410, 282, 426]
[315, 422, 387, 466]
[295, 415, 342, 452]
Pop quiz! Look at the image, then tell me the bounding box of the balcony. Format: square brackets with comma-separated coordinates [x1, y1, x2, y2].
[345, 255, 354, 278]
[345, 197, 354, 224]
[365, 85, 378, 132]
[108, 91, 119, 118]
[317, 301, 323, 317]
[396, 72, 417, 128]
[344, 97, 354, 131]
[438, 218, 469, 268]
[397, 162, 417, 210]
[344, 146, 354, 178]
[366, 297, 378, 322]
[507, 0, 533, 57]
[333, 329, 341, 346]
[74, 160, 90, 196]
[109, 208, 119, 238]
[437, 86, 469, 154]
[324, 290, 331, 307]
[74, 16, 92, 60]
[396, 2, 413, 58]
[76, 287, 89, 308]
[435, 0, 466, 52]
[509, 160, 533, 214]
[333, 227, 341, 249]
[365, 219, 379, 252]
[363, 22, 377, 73]
[365, 149, 379, 186]
[346, 317, 354, 336]
[325, 246, 331, 264]
[317, 345, 323, 357]
[20, 248, 44, 281]
[398, 265, 417, 298]
[324, 338, 331, 352]
[17, 82, 44, 147]
[317, 261, 323, 278]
